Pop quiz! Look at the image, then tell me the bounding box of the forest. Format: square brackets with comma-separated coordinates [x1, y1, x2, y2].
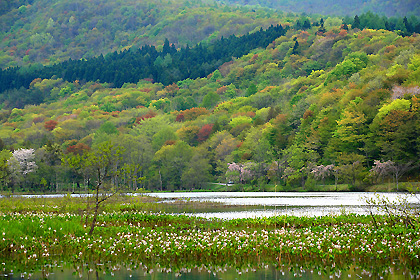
[1, 0, 420, 194]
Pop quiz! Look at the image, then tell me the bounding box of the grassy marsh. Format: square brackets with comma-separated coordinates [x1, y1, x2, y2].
[0, 196, 419, 278]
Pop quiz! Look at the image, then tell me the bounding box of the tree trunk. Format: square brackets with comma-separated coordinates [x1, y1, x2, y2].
[159, 169, 163, 191]
[89, 202, 99, 235]
[89, 184, 100, 235]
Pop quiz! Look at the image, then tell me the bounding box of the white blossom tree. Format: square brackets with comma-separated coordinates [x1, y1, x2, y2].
[370, 160, 414, 190]
[225, 162, 254, 184]
[7, 148, 37, 192]
[311, 164, 334, 186]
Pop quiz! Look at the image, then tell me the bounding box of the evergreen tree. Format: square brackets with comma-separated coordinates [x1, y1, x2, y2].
[353, 15, 361, 29]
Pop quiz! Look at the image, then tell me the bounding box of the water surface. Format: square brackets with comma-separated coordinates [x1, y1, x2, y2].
[144, 192, 418, 219]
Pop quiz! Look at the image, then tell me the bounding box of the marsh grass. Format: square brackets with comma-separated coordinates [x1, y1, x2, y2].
[0, 196, 419, 278]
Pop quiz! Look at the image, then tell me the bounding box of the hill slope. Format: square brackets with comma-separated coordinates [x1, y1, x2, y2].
[1, 19, 420, 192]
[218, 0, 420, 17]
[0, 0, 286, 69]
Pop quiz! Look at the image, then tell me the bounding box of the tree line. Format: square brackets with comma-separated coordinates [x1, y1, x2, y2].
[0, 24, 287, 95]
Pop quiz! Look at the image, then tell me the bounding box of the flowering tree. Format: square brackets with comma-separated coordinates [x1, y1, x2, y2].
[370, 160, 394, 184]
[370, 160, 413, 190]
[9, 148, 37, 175]
[7, 148, 37, 192]
[226, 162, 254, 184]
[311, 164, 335, 186]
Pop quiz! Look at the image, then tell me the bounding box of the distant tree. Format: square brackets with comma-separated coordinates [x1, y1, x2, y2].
[336, 153, 365, 187]
[7, 148, 37, 192]
[181, 149, 212, 190]
[245, 83, 258, 97]
[302, 19, 311, 30]
[44, 120, 58, 131]
[226, 162, 253, 184]
[311, 164, 334, 186]
[370, 160, 394, 184]
[353, 15, 361, 29]
[197, 124, 214, 142]
[291, 40, 300, 55]
[63, 141, 141, 234]
[0, 150, 12, 189]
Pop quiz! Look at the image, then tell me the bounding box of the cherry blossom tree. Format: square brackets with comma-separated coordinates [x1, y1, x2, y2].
[311, 164, 334, 186]
[370, 160, 394, 184]
[9, 148, 37, 175]
[225, 162, 254, 184]
[370, 160, 414, 190]
[7, 148, 37, 192]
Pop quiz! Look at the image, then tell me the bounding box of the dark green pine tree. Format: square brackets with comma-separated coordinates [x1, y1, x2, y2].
[291, 40, 299, 55]
[403, 16, 413, 34]
[353, 15, 361, 29]
[302, 19, 311, 30]
[162, 38, 171, 56]
[317, 18, 326, 34]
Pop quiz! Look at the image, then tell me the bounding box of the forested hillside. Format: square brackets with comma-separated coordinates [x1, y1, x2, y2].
[218, 0, 420, 17]
[1, 0, 420, 193]
[0, 0, 285, 69]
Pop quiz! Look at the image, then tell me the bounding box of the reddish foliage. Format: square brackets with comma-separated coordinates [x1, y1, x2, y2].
[135, 110, 157, 124]
[197, 124, 214, 142]
[338, 29, 348, 37]
[44, 120, 58, 131]
[140, 88, 152, 93]
[111, 111, 120, 117]
[164, 140, 176, 146]
[30, 78, 42, 88]
[165, 83, 179, 94]
[4, 122, 17, 129]
[66, 143, 91, 155]
[273, 114, 288, 124]
[232, 111, 255, 118]
[25, 49, 31, 55]
[218, 61, 234, 77]
[216, 86, 228, 95]
[249, 54, 258, 63]
[175, 113, 185, 122]
[181, 107, 210, 121]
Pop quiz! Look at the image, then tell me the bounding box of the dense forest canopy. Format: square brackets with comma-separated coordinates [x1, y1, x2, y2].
[0, 0, 286, 69]
[217, 0, 420, 17]
[1, 0, 420, 193]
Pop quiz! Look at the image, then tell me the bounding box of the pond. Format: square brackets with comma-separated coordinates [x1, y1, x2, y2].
[143, 191, 418, 219]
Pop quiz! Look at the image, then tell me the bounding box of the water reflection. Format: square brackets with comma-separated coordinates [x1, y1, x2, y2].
[145, 192, 418, 219]
[3, 265, 418, 280]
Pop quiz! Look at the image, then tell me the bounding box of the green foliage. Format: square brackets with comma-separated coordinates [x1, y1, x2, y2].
[97, 121, 119, 135]
[1, 9, 420, 192]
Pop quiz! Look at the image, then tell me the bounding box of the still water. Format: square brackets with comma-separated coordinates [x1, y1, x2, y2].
[144, 191, 418, 219]
[2, 264, 417, 280]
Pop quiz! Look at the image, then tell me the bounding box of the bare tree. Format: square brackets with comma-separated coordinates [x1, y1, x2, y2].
[63, 141, 144, 234]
